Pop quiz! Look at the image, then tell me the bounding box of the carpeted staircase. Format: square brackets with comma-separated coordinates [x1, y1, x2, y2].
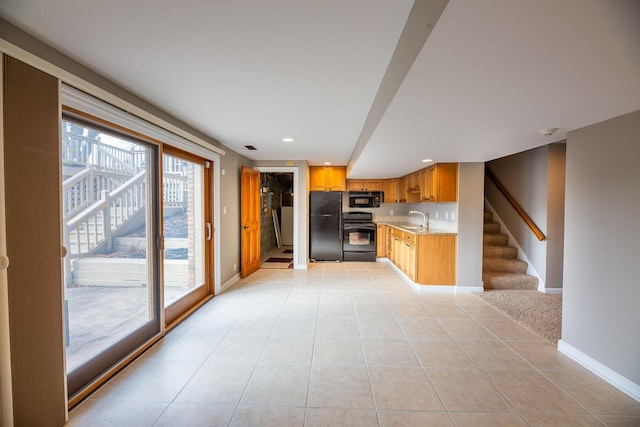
[483, 211, 538, 290]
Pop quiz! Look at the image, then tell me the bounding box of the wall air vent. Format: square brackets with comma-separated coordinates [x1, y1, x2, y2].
[244, 145, 257, 150]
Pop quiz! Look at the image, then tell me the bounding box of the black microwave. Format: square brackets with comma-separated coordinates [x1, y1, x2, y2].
[348, 191, 382, 208]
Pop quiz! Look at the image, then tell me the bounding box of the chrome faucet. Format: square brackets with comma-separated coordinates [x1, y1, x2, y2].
[409, 210, 429, 230]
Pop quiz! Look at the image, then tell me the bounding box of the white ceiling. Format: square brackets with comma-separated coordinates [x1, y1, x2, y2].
[1, 0, 639, 178]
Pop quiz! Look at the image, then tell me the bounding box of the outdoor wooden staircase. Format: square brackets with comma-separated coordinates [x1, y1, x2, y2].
[482, 211, 538, 290]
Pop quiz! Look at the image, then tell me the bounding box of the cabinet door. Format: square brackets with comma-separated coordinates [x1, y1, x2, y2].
[309, 167, 328, 191]
[346, 180, 364, 191]
[406, 240, 416, 281]
[310, 166, 346, 191]
[397, 177, 407, 202]
[363, 179, 383, 191]
[376, 225, 387, 257]
[422, 166, 436, 201]
[435, 163, 458, 202]
[391, 230, 403, 265]
[383, 179, 398, 203]
[327, 167, 346, 191]
[416, 235, 456, 285]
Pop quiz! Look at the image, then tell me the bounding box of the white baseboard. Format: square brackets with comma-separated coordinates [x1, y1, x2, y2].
[454, 286, 485, 293]
[294, 263, 308, 270]
[542, 287, 563, 294]
[380, 258, 483, 293]
[219, 273, 240, 294]
[557, 340, 640, 402]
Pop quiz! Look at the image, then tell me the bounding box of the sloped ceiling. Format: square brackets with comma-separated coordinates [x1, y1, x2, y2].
[1, 0, 639, 178]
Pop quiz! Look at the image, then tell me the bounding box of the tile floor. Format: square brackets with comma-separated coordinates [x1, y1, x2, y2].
[67, 261, 640, 426]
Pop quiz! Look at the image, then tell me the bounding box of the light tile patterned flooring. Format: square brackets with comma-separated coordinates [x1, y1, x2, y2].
[68, 262, 640, 426]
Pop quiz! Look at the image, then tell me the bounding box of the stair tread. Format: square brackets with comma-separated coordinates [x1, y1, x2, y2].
[483, 272, 539, 290]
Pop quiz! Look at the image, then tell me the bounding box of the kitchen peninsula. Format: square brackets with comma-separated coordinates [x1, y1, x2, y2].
[376, 221, 457, 286]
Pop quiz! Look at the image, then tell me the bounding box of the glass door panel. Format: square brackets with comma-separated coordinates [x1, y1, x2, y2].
[162, 149, 211, 325]
[61, 118, 160, 396]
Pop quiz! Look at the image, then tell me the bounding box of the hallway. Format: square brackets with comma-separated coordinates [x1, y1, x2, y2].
[67, 262, 640, 426]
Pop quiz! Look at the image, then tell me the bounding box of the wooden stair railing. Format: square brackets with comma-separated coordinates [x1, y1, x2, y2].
[486, 168, 546, 241]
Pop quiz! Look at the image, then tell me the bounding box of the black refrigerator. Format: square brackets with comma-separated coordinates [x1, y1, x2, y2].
[309, 191, 343, 261]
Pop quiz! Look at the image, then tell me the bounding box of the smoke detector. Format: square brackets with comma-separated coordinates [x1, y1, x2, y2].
[538, 128, 559, 137]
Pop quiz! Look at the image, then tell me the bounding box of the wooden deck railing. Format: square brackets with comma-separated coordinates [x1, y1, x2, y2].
[66, 171, 147, 256]
[486, 168, 546, 241]
[62, 166, 132, 220]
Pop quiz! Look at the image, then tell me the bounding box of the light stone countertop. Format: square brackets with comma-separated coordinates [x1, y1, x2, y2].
[375, 221, 457, 236]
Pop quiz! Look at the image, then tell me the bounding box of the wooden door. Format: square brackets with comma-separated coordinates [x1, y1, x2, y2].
[241, 166, 261, 278]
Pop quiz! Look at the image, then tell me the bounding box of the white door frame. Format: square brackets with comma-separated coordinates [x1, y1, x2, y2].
[254, 167, 300, 268]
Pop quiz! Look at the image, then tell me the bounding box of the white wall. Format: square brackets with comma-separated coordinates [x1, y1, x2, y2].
[456, 163, 485, 288]
[562, 109, 640, 390]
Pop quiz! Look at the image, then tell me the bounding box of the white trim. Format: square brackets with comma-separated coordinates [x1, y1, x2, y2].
[557, 340, 640, 402]
[453, 286, 485, 293]
[484, 199, 546, 290]
[542, 287, 563, 294]
[379, 258, 482, 293]
[0, 58, 15, 427]
[0, 38, 224, 158]
[253, 167, 302, 270]
[61, 84, 221, 161]
[212, 159, 222, 296]
[219, 273, 241, 294]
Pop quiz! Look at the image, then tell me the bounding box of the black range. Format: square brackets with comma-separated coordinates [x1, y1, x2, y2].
[342, 211, 376, 262]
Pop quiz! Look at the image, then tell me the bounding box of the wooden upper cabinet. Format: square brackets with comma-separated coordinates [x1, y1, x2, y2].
[346, 179, 383, 191]
[310, 166, 346, 191]
[421, 163, 458, 202]
[339, 162, 457, 202]
[405, 172, 422, 203]
[383, 178, 399, 203]
[407, 172, 421, 193]
[397, 176, 407, 202]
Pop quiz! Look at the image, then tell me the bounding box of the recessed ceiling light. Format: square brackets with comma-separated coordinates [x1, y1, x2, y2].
[282, 138, 294, 142]
[421, 158, 434, 163]
[324, 162, 332, 165]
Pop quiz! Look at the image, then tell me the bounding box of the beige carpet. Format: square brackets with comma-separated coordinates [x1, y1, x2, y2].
[476, 290, 562, 343]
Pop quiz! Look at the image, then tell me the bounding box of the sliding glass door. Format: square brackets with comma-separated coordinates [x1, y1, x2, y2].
[162, 147, 213, 326]
[61, 117, 161, 397]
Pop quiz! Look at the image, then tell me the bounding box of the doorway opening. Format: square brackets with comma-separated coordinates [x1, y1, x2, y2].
[259, 172, 294, 269]
[251, 167, 299, 272]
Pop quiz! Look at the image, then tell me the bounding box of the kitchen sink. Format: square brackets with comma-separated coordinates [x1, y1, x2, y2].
[401, 225, 427, 231]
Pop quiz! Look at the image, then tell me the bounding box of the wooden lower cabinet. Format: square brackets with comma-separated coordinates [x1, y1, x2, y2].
[387, 227, 456, 285]
[404, 234, 417, 282]
[376, 224, 387, 257]
[416, 234, 456, 285]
